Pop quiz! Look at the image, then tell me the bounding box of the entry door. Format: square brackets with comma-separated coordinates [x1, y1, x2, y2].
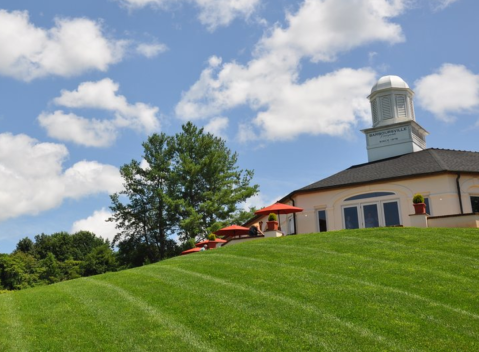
[343, 206, 360, 229]
[362, 203, 379, 228]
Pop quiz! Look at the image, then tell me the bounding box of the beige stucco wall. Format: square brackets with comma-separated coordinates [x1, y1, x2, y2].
[428, 214, 479, 228]
[286, 173, 479, 233]
[249, 174, 479, 234]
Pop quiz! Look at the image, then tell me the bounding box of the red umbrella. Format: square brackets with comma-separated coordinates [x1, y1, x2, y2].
[214, 225, 250, 238]
[181, 248, 202, 255]
[254, 202, 304, 230]
[195, 239, 227, 249]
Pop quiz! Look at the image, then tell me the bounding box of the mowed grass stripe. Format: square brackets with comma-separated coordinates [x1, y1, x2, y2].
[57, 280, 151, 352]
[173, 252, 478, 348]
[251, 234, 479, 280]
[253, 242, 476, 283]
[0, 293, 29, 352]
[158, 260, 419, 352]
[351, 228, 479, 256]
[0, 284, 108, 352]
[340, 235, 479, 264]
[212, 252, 479, 322]
[134, 268, 346, 351]
[297, 228, 479, 257]
[85, 277, 218, 352]
[111, 268, 336, 351]
[245, 241, 479, 315]
[273, 229, 479, 270]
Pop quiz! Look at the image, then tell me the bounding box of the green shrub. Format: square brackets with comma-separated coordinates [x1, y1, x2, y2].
[413, 193, 425, 204]
[268, 213, 278, 221]
[207, 233, 216, 241]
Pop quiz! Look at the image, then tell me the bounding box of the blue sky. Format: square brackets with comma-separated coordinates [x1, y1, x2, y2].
[1, 0, 478, 253]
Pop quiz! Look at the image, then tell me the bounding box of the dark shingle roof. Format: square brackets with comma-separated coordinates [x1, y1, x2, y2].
[298, 148, 479, 193]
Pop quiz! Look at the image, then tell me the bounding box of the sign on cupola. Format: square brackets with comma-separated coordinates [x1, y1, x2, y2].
[361, 76, 428, 162]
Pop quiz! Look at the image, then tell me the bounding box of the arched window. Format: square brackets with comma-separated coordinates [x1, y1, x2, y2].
[345, 192, 395, 202]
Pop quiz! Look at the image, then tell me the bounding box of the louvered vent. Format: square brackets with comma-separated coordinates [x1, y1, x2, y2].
[408, 97, 415, 120]
[396, 95, 407, 118]
[371, 99, 379, 124]
[380, 96, 392, 119]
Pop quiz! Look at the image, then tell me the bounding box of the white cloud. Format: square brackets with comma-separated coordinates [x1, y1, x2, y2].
[176, 0, 404, 141]
[116, 0, 261, 30]
[136, 43, 168, 58]
[204, 117, 229, 136]
[71, 208, 118, 242]
[260, 0, 405, 63]
[194, 0, 260, 30]
[208, 55, 222, 67]
[240, 192, 279, 211]
[39, 78, 161, 147]
[0, 10, 127, 81]
[38, 111, 117, 147]
[63, 162, 123, 199]
[431, 0, 459, 11]
[415, 64, 479, 122]
[252, 68, 375, 140]
[0, 133, 122, 221]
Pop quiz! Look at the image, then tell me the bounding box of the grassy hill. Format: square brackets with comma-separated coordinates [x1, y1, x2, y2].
[1, 227, 478, 351]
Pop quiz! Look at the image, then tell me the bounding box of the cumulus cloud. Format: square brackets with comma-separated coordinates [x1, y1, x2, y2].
[260, 0, 405, 63]
[415, 64, 479, 122]
[136, 43, 168, 58]
[0, 133, 122, 221]
[39, 78, 161, 147]
[204, 117, 229, 136]
[116, 0, 261, 30]
[0, 10, 127, 81]
[38, 111, 117, 147]
[240, 192, 279, 211]
[176, 0, 405, 141]
[71, 208, 118, 242]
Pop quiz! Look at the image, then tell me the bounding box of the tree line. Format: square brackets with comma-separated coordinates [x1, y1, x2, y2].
[1, 123, 258, 291]
[0, 231, 117, 291]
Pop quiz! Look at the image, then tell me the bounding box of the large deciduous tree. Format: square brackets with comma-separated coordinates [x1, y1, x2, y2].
[109, 122, 258, 264]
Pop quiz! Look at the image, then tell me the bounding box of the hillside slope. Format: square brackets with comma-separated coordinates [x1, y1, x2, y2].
[1, 228, 478, 351]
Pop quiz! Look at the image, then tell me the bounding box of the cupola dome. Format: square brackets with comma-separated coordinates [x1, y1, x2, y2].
[370, 75, 409, 95]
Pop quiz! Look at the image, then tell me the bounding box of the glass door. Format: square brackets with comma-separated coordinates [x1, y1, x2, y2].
[362, 203, 379, 228]
[343, 206, 360, 229]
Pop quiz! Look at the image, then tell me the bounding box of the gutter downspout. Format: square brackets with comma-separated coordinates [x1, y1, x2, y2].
[456, 173, 464, 214]
[290, 197, 297, 234]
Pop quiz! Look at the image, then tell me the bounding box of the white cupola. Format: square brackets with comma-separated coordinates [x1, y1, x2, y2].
[368, 75, 415, 127]
[362, 75, 428, 162]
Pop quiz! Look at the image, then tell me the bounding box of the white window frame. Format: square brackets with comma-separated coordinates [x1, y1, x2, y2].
[342, 198, 402, 229]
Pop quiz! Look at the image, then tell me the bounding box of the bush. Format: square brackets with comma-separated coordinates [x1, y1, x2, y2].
[185, 238, 196, 250]
[268, 213, 278, 221]
[413, 194, 425, 204]
[207, 233, 216, 241]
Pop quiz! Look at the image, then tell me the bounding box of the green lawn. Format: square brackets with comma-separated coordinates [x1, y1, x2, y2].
[1, 227, 478, 351]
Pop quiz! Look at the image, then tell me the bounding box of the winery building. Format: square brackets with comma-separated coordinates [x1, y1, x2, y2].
[250, 75, 479, 234]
